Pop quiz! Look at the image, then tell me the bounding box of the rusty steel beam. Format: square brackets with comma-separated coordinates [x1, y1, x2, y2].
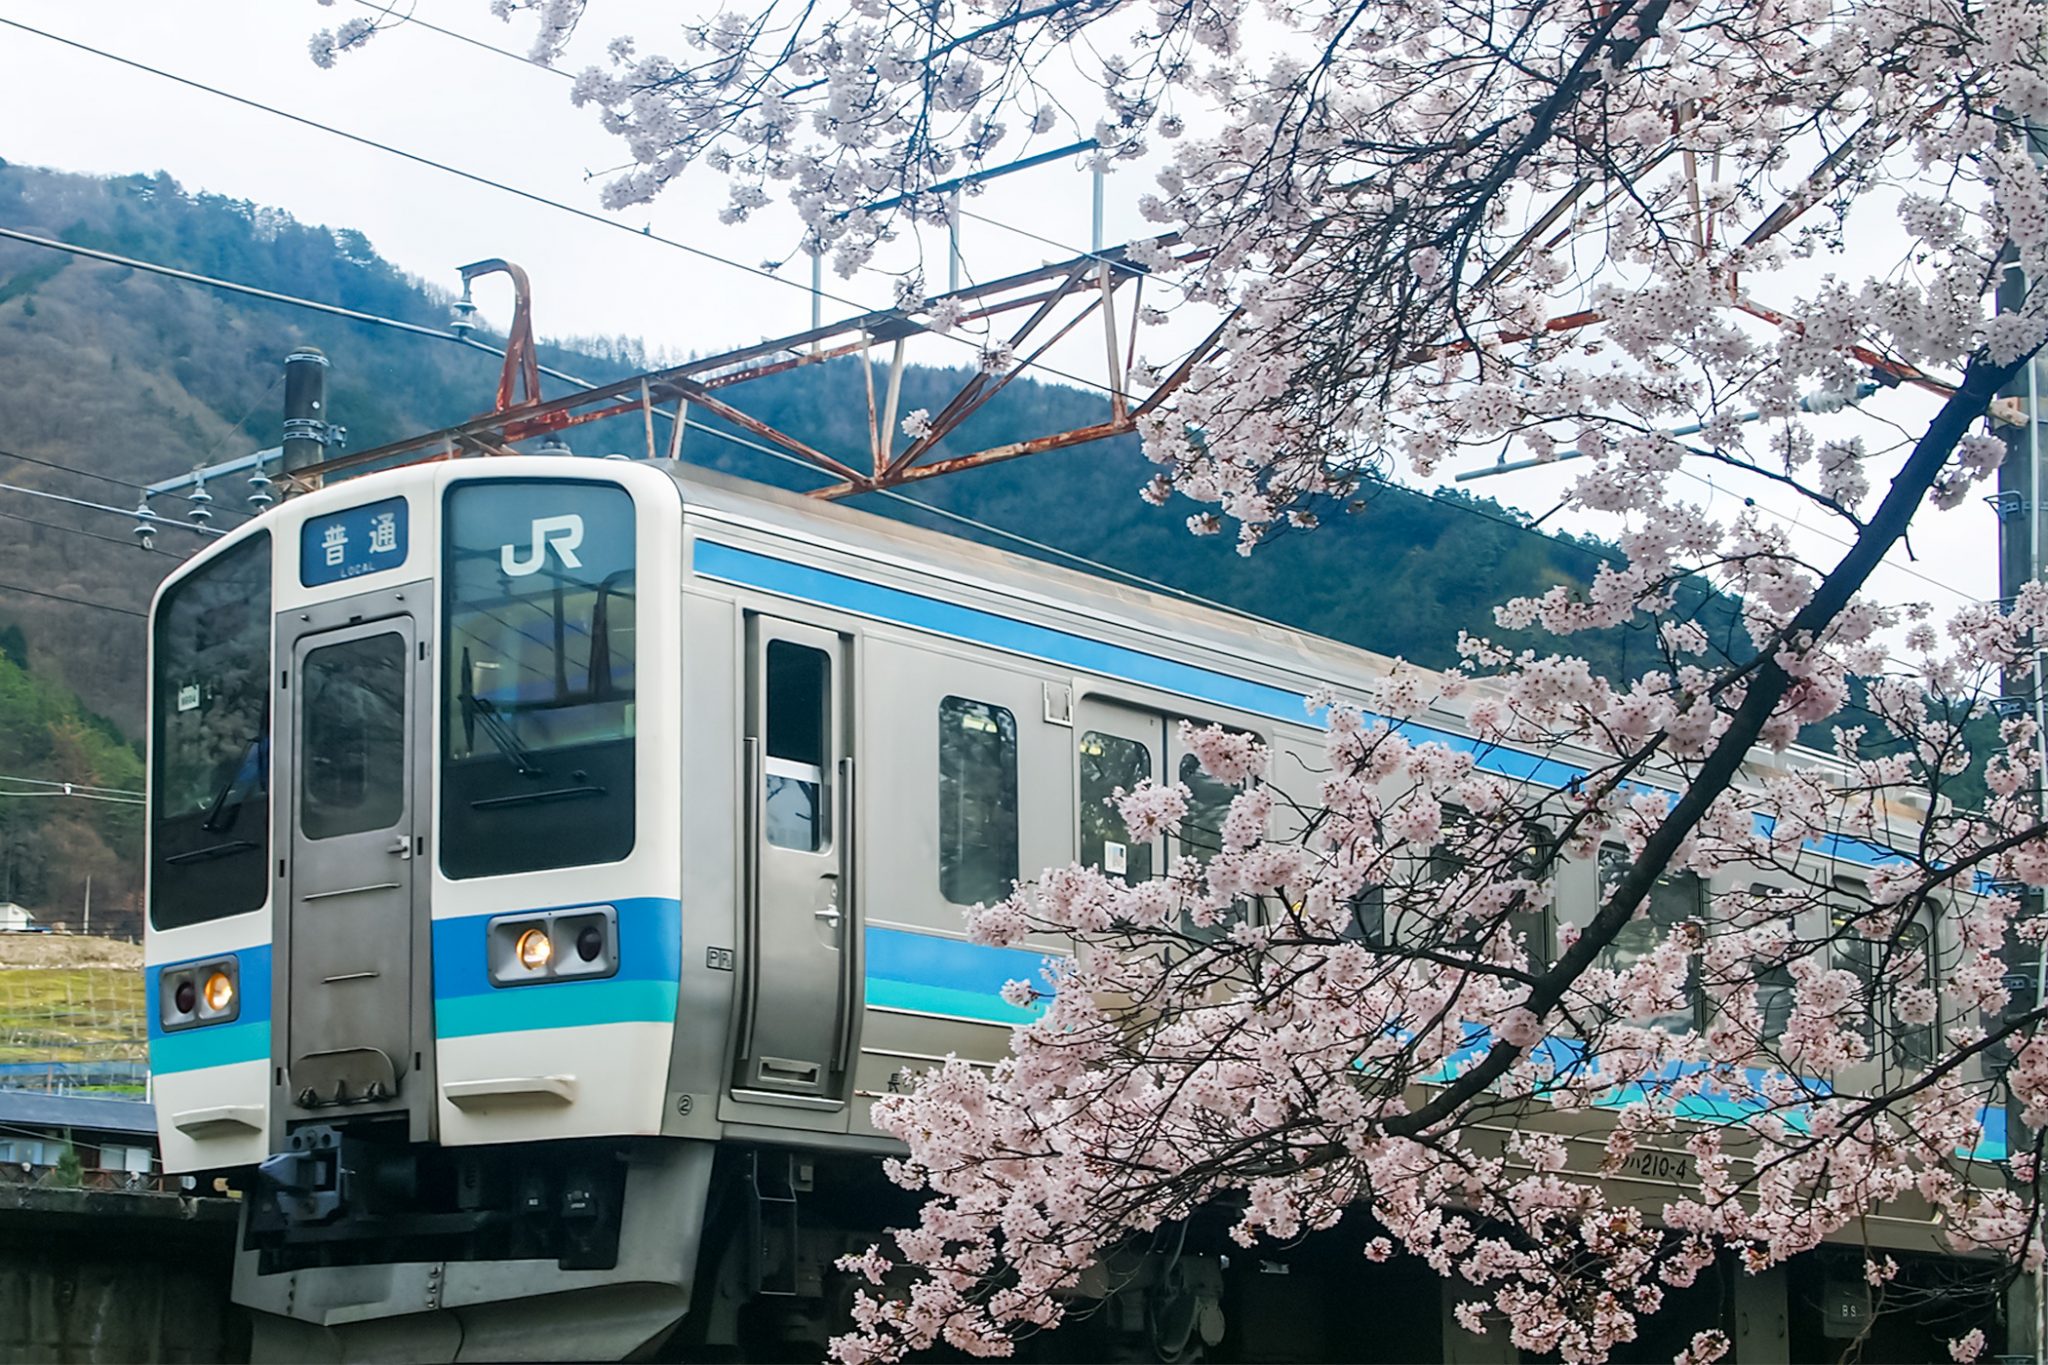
[293, 237, 1193, 487]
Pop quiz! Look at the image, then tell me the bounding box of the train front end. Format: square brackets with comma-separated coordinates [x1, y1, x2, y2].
[145, 459, 702, 1360]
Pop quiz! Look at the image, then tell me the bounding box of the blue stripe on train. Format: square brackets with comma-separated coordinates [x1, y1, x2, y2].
[432, 896, 683, 1038]
[864, 925, 1052, 1026]
[694, 541, 1915, 869]
[147, 944, 273, 1074]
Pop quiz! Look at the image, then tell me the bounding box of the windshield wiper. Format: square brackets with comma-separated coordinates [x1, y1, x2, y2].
[459, 646, 545, 777]
[166, 839, 259, 865]
[200, 721, 267, 834]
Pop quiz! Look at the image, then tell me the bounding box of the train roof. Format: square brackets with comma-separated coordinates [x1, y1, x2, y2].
[662, 462, 1414, 706]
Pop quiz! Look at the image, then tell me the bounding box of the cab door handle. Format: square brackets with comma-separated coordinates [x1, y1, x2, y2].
[387, 835, 412, 861]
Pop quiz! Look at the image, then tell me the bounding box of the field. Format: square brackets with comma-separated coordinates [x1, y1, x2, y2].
[0, 935, 146, 1072]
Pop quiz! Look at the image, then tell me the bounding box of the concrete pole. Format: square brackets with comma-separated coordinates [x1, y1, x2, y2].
[280, 347, 331, 491]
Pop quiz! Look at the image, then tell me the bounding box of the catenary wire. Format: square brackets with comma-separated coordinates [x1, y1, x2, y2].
[3, 216, 1987, 627]
[0, 17, 1141, 400]
[0, 774, 143, 798]
[0, 507, 182, 558]
[0, 581, 145, 619]
[346, 1, 1196, 299]
[0, 436, 246, 518]
[0, 482, 220, 537]
[0, 23, 1986, 615]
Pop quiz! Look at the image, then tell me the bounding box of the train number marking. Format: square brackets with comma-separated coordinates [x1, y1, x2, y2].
[1617, 1150, 1693, 1182]
[500, 514, 585, 577]
[706, 946, 735, 971]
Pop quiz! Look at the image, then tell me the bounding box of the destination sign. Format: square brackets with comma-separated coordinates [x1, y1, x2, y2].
[301, 496, 409, 588]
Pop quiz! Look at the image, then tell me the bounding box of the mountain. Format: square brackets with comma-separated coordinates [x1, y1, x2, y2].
[0, 160, 1697, 920]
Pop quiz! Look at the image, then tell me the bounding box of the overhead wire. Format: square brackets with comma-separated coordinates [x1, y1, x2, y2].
[0, 482, 220, 538]
[0, 16, 1141, 398]
[3, 18, 1986, 625]
[0, 581, 145, 619]
[0, 774, 143, 798]
[0, 437, 244, 518]
[0, 507, 182, 558]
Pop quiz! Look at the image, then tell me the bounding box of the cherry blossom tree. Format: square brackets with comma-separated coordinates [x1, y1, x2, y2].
[325, 0, 2048, 1359]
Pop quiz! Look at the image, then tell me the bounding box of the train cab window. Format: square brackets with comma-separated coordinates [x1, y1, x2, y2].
[1079, 730, 1153, 883]
[1597, 842, 1704, 1031]
[151, 531, 273, 931]
[300, 633, 407, 839]
[441, 480, 636, 879]
[764, 642, 831, 852]
[938, 697, 1018, 904]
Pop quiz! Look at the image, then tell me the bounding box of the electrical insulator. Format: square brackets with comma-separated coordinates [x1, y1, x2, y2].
[131, 494, 158, 550]
[247, 453, 275, 509]
[449, 285, 478, 338]
[187, 470, 213, 525]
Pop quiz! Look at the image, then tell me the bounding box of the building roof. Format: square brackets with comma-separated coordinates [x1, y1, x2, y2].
[0, 1089, 156, 1138]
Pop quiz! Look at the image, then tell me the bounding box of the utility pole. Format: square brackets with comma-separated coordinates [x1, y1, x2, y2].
[1993, 219, 2048, 1362]
[280, 346, 333, 493]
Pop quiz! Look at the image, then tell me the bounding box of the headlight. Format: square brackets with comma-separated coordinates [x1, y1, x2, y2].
[159, 955, 239, 1030]
[203, 970, 235, 1013]
[516, 927, 553, 970]
[487, 907, 617, 986]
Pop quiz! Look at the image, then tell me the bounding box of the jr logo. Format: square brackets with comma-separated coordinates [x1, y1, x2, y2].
[500, 515, 585, 577]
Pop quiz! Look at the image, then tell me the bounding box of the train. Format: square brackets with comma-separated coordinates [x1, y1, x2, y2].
[145, 453, 2000, 1362]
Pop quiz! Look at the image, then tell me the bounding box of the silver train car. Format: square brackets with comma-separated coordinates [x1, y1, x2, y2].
[145, 456, 1981, 1362]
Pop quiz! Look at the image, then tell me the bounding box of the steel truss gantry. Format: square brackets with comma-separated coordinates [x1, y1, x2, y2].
[289, 238, 1209, 500]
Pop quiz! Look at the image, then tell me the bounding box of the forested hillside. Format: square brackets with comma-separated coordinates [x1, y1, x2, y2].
[0, 159, 1670, 921]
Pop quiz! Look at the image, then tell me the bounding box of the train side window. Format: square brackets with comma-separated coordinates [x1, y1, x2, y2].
[1746, 883, 1796, 1045]
[300, 633, 407, 840]
[938, 697, 1019, 905]
[1597, 842, 1704, 1031]
[764, 641, 831, 852]
[1433, 816, 1552, 968]
[1829, 877, 1875, 1044]
[1829, 876, 1940, 1066]
[1079, 730, 1153, 883]
[1177, 748, 1248, 866]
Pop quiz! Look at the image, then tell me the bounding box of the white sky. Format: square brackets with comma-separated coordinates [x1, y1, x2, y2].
[0, 0, 2011, 632]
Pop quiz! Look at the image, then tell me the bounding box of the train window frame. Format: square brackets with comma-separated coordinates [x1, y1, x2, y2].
[298, 631, 408, 841]
[149, 530, 273, 931]
[439, 479, 638, 881]
[1595, 840, 1707, 1032]
[938, 695, 1019, 906]
[1740, 881, 1799, 1049]
[764, 640, 832, 853]
[1078, 728, 1155, 884]
[1429, 813, 1554, 969]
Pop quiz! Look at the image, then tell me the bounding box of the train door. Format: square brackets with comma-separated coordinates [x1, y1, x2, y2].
[1075, 699, 1263, 879]
[275, 583, 433, 1136]
[736, 616, 860, 1103]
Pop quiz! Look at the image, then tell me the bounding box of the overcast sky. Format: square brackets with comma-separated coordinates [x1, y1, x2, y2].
[0, 0, 2009, 632]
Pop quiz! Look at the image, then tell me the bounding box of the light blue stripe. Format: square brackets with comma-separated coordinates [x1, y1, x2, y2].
[151, 1020, 270, 1073]
[437, 979, 680, 1037]
[864, 926, 1052, 1026]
